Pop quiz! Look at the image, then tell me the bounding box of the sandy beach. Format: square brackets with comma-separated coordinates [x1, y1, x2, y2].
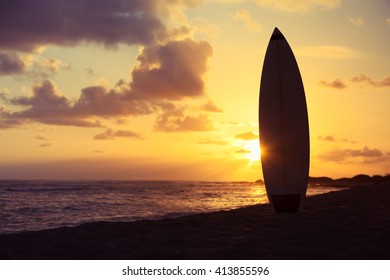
[0, 183, 389, 260]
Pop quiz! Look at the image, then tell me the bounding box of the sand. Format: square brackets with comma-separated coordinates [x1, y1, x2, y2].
[0, 183, 389, 260]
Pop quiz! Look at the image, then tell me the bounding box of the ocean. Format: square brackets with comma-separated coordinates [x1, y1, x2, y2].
[0, 180, 343, 234]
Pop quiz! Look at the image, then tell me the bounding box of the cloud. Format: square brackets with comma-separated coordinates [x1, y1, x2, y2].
[198, 138, 228, 145]
[0, 52, 26, 75]
[318, 135, 335, 142]
[349, 146, 384, 158]
[297, 45, 359, 59]
[0, 1, 219, 134]
[318, 147, 349, 162]
[0, 88, 10, 100]
[154, 108, 215, 132]
[1, 38, 215, 131]
[154, 0, 202, 28]
[319, 79, 346, 89]
[253, 0, 341, 13]
[39, 143, 51, 148]
[347, 16, 364, 26]
[37, 58, 70, 73]
[191, 16, 221, 38]
[214, 0, 342, 12]
[93, 128, 142, 140]
[0, 0, 167, 52]
[233, 9, 262, 32]
[235, 131, 258, 140]
[85, 68, 95, 76]
[200, 100, 223, 112]
[320, 75, 390, 90]
[0, 49, 71, 77]
[213, 0, 246, 3]
[318, 135, 356, 144]
[235, 148, 249, 153]
[35, 135, 50, 141]
[318, 146, 388, 163]
[0, 106, 23, 128]
[25, 57, 72, 80]
[351, 74, 390, 88]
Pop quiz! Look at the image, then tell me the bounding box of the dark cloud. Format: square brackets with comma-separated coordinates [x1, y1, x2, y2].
[8, 80, 102, 127]
[2, 76, 213, 130]
[318, 146, 388, 163]
[72, 39, 213, 116]
[93, 128, 142, 140]
[235, 131, 258, 140]
[130, 39, 212, 100]
[0, 0, 217, 133]
[0, 0, 166, 52]
[319, 78, 346, 89]
[72, 85, 155, 117]
[0, 52, 26, 75]
[1, 37, 215, 131]
[11, 79, 67, 107]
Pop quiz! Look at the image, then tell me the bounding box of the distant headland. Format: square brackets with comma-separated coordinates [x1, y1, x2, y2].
[256, 174, 390, 185]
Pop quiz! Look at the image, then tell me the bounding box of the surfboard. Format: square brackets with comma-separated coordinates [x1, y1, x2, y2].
[259, 27, 310, 213]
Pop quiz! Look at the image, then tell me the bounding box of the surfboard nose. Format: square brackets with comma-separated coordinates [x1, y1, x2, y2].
[271, 27, 285, 41]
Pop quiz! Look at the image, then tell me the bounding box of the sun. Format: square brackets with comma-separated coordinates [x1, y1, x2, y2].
[244, 140, 261, 163]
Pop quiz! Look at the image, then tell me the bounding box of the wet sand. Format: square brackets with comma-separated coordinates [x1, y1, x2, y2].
[0, 183, 389, 259]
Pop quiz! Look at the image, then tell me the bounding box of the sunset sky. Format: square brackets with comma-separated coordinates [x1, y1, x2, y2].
[1, 0, 389, 181]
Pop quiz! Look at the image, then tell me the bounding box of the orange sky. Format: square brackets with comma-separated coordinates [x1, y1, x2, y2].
[1, 0, 390, 180]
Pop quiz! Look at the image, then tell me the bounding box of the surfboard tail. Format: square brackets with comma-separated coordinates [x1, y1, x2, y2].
[269, 194, 305, 213]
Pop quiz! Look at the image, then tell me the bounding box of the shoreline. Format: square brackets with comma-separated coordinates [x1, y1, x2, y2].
[0, 182, 347, 235]
[0, 183, 389, 260]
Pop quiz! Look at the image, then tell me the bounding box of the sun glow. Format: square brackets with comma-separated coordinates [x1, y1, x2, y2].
[244, 140, 261, 163]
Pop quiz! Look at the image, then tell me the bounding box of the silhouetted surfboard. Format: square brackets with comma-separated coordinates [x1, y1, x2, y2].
[259, 28, 310, 213]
